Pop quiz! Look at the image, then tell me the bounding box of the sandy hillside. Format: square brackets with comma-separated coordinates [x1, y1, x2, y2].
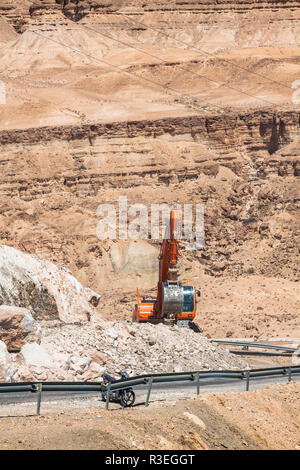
[0, 2, 299, 129]
[0, 0, 299, 345]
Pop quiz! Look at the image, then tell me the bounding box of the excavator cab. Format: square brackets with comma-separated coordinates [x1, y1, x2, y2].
[133, 284, 199, 325]
[182, 286, 196, 316]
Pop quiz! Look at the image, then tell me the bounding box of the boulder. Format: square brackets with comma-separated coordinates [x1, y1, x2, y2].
[106, 327, 119, 340]
[0, 305, 42, 352]
[82, 361, 106, 380]
[0, 340, 18, 382]
[69, 355, 91, 374]
[51, 352, 71, 371]
[21, 343, 53, 368]
[0, 245, 101, 323]
[90, 351, 107, 365]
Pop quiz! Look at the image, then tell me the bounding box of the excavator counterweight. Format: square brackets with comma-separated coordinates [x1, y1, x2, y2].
[132, 209, 200, 327]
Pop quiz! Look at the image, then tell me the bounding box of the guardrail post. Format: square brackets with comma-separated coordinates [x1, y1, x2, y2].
[105, 383, 111, 410]
[195, 372, 200, 395]
[145, 378, 153, 407]
[36, 383, 42, 416]
[288, 368, 292, 382]
[246, 370, 250, 391]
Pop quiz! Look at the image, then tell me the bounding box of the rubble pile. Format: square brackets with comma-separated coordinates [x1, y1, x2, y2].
[16, 320, 248, 382]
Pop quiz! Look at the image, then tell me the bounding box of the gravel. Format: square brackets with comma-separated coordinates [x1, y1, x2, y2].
[34, 320, 249, 380]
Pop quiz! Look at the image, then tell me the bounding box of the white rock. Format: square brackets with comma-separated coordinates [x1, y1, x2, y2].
[0, 340, 18, 381]
[52, 352, 71, 371]
[0, 245, 101, 323]
[21, 343, 53, 368]
[106, 328, 119, 340]
[70, 355, 91, 372]
[173, 364, 183, 373]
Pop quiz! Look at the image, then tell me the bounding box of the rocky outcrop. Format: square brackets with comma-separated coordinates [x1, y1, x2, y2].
[0, 110, 299, 148]
[1, 1, 299, 32]
[0, 245, 101, 323]
[0, 305, 42, 352]
[0, 340, 18, 381]
[0, 111, 298, 203]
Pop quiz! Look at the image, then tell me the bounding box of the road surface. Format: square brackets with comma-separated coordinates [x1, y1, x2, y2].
[0, 372, 299, 416]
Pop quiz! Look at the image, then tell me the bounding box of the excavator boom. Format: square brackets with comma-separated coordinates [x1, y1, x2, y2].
[159, 208, 180, 282]
[132, 209, 199, 326]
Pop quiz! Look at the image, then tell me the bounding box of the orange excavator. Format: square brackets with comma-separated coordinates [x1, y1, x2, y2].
[132, 209, 200, 328]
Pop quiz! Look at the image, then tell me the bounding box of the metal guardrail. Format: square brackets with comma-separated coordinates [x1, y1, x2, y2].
[211, 340, 299, 353]
[212, 340, 299, 356]
[0, 365, 299, 413]
[229, 351, 293, 357]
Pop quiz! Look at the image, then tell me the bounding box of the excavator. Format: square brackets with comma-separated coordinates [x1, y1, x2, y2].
[132, 209, 200, 329]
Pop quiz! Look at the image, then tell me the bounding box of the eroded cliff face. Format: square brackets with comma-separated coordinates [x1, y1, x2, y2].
[0, 1, 299, 336]
[0, 245, 101, 322]
[1, 1, 300, 30]
[0, 110, 298, 290]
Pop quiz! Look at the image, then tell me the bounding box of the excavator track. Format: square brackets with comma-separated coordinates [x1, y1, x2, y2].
[176, 320, 202, 332]
[189, 321, 202, 333]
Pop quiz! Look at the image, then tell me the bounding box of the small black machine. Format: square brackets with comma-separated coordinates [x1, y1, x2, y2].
[101, 371, 136, 407]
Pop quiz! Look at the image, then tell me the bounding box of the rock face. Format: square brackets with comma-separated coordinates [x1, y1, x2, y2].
[1, 1, 300, 41]
[0, 245, 101, 323]
[0, 0, 298, 346]
[0, 340, 18, 381]
[0, 305, 42, 352]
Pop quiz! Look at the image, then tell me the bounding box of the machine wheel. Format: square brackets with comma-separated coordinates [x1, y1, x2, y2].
[120, 389, 135, 407]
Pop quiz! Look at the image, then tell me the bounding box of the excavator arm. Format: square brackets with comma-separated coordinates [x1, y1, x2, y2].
[132, 209, 199, 326]
[158, 209, 180, 283]
[156, 209, 181, 319]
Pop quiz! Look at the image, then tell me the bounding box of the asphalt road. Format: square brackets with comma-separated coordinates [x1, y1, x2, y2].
[0, 373, 299, 409]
